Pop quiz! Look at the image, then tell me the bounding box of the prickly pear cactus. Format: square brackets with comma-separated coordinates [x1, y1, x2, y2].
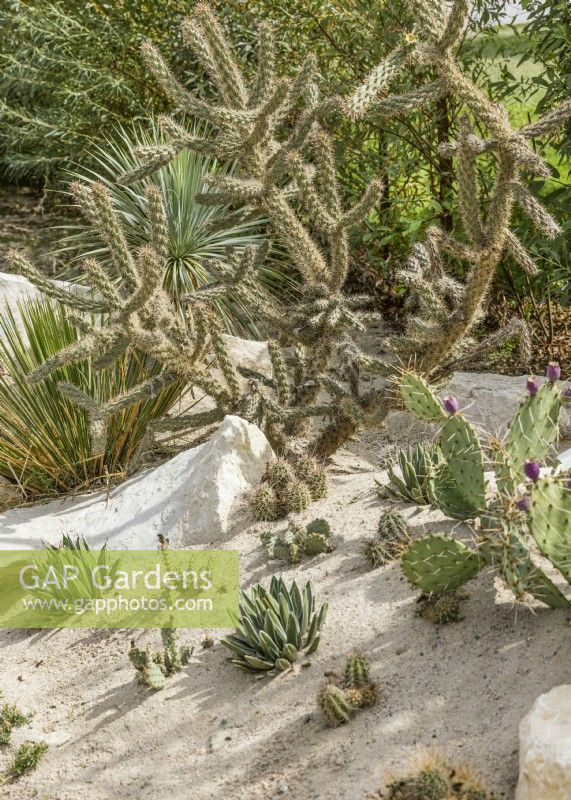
[440, 415, 486, 512]
[396, 365, 571, 611]
[399, 373, 447, 423]
[401, 535, 482, 594]
[505, 383, 561, 478]
[530, 477, 571, 584]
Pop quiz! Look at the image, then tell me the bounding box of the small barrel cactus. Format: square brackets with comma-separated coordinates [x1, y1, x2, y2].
[283, 479, 312, 514]
[294, 454, 328, 500]
[318, 684, 353, 727]
[252, 484, 281, 521]
[265, 459, 296, 493]
[318, 653, 377, 727]
[365, 512, 411, 568]
[415, 592, 464, 625]
[344, 653, 370, 689]
[385, 752, 494, 799]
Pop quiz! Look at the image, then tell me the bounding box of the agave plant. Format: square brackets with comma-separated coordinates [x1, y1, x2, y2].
[0, 297, 183, 497]
[378, 443, 444, 504]
[221, 577, 327, 673]
[58, 122, 290, 335]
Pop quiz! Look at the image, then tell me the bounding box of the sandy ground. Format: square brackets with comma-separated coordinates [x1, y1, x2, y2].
[0, 448, 569, 800]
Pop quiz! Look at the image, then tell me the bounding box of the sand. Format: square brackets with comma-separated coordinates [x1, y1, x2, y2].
[1, 448, 569, 800]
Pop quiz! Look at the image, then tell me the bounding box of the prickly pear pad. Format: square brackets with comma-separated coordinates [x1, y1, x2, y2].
[505, 383, 561, 475]
[440, 415, 486, 512]
[398, 373, 447, 423]
[401, 535, 481, 594]
[530, 478, 571, 585]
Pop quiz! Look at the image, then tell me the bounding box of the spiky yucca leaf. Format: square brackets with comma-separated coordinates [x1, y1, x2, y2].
[58, 123, 289, 335]
[0, 297, 182, 497]
[222, 576, 327, 673]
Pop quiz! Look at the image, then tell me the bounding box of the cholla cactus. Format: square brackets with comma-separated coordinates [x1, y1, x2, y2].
[397, 368, 571, 609]
[349, 0, 571, 377]
[8, 3, 570, 464]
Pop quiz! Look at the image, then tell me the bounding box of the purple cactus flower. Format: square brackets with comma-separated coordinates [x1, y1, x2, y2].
[524, 459, 541, 483]
[515, 495, 531, 513]
[546, 362, 561, 383]
[526, 376, 539, 396]
[566, 470, 571, 491]
[443, 395, 459, 414]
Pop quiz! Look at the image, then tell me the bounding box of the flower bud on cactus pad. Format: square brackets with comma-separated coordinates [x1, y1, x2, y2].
[516, 495, 531, 513]
[526, 376, 539, 396]
[566, 470, 571, 491]
[563, 386, 571, 400]
[524, 460, 541, 482]
[443, 395, 459, 414]
[546, 362, 561, 382]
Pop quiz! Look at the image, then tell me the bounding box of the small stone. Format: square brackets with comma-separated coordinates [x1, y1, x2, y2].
[516, 685, 571, 800]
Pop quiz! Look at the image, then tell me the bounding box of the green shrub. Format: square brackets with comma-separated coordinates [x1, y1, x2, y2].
[8, 741, 48, 778]
[0, 0, 196, 183]
[0, 297, 183, 497]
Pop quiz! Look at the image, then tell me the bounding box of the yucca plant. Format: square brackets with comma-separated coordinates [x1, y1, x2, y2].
[221, 577, 327, 673]
[58, 123, 289, 335]
[0, 297, 183, 498]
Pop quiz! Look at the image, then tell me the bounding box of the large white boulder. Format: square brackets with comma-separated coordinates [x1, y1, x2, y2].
[0, 416, 274, 550]
[0, 271, 89, 341]
[447, 371, 570, 438]
[516, 685, 571, 800]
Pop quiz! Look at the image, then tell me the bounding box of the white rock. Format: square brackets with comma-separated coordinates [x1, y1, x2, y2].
[516, 685, 571, 800]
[0, 416, 274, 549]
[447, 371, 570, 437]
[0, 271, 90, 342]
[222, 334, 271, 376]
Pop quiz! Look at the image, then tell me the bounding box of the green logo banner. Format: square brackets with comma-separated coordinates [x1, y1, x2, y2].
[0, 550, 239, 629]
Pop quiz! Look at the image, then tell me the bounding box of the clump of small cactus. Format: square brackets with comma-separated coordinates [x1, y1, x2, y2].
[129, 534, 194, 690]
[415, 592, 465, 625]
[0, 703, 31, 747]
[129, 628, 194, 691]
[222, 577, 327, 673]
[385, 751, 495, 799]
[318, 653, 377, 727]
[253, 457, 328, 520]
[6, 741, 48, 779]
[262, 518, 332, 563]
[379, 443, 444, 504]
[397, 368, 571, 610]
[252, 484, 281, 522]
[364, 512, 411, 568]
